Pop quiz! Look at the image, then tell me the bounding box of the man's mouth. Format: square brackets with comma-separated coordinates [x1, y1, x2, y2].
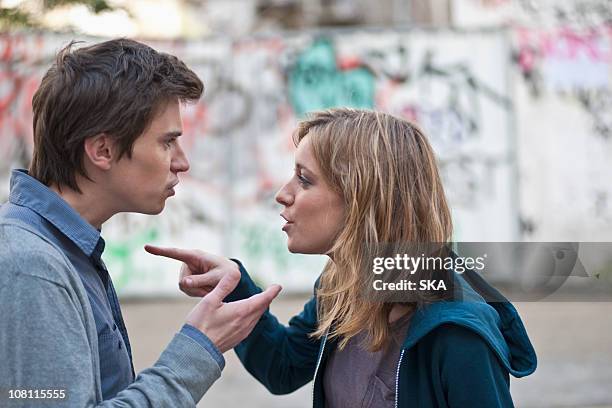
[167, 181, 179, 196]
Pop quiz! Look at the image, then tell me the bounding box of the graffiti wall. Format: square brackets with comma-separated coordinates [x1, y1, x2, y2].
[222, 30, 516, 290]
[508, 3, 612, 241]
[1, 24, 609, 295]
[447, 0, 612, 245]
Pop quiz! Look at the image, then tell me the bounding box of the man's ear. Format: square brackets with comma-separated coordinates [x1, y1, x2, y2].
[83, 134, 115, 171]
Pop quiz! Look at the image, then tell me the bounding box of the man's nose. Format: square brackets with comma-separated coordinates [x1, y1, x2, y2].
[172, 142, 190, 173]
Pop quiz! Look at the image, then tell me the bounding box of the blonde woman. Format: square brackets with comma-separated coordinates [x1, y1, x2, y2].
[147, 108, 537, 407]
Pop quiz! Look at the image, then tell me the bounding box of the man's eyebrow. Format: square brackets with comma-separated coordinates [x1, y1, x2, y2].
[161, 131, 182, 138]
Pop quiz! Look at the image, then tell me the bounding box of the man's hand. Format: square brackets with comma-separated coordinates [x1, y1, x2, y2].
[145, 245, 281, 352]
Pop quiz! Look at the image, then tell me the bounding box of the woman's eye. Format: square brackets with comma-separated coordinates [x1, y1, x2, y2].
[297, 174, 311, 187]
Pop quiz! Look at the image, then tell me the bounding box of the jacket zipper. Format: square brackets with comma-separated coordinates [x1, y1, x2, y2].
[394, 349, 406, 408]
[312, 335, 405, 407]
[311, 332, 328, 405]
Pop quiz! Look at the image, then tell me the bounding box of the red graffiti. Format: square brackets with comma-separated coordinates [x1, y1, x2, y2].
[516, 25, 612, 64]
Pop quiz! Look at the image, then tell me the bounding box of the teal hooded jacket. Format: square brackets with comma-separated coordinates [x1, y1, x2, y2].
[226, 262, 537, 407]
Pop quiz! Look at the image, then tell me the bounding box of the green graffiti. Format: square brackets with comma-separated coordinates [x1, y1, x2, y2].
[289, 38, 375, 117]
[240, 223, 290, 272]
[102, 226, 160, 291]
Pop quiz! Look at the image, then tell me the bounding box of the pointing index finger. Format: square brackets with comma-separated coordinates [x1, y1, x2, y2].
[144, 245, 202, 268]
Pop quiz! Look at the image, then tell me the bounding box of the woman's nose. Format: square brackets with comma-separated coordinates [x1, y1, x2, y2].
[275, 181, 294, 206]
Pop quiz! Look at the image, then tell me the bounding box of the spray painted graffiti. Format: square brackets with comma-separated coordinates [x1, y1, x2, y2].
[577, 89, 612, 139]
[0, 30, 518, 292]
[395, 49, 511, 147]
[4, 24, 609, 293]
[105, 226, 160, 290]
[516, 0, 612, 28]
[514, 25, 612, 138]
[0, 35, 48, 174]
[288, 38, 375, 116]
[509, 0, 612, 240]
[515, 26, 612, 93]
[239, 222, 291, 271]
[188, 59, 253, 136]
[438, 154, 511, 207]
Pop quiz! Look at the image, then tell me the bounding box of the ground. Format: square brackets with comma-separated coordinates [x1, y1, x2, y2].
[121, 296, 612, 408]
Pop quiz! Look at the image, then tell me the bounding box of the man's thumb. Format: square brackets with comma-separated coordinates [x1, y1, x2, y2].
[248, 284, 283, 310]
[204, 271, 240, 304]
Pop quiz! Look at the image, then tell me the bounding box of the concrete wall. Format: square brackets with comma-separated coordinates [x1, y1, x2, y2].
[0, 24, 610, 295]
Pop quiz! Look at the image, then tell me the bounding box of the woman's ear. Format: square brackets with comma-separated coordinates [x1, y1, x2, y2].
[83, 134, 115, 171]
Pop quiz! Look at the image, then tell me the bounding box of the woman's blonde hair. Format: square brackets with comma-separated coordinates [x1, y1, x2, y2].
[295, 108, 453, 351]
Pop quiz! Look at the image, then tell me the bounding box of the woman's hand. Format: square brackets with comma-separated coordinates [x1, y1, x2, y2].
[144, 245, 240, 297]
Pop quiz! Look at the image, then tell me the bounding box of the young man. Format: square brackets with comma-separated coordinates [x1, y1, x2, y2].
[0, 39, 281, 406]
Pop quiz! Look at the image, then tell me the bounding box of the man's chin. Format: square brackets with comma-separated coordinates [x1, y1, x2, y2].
[152, 202, 166, 214]
[137, 201, 166, 215]
[151, 207, 165, 215]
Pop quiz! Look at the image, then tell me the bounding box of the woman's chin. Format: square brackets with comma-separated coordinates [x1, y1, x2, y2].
[286, 239, 306, 254]
[287, 243, 325, 255]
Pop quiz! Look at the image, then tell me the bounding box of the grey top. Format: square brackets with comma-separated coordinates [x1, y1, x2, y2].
[323, 314, 412, 408]
[0, 219, 222, 407]
[0, 169, 225, 400]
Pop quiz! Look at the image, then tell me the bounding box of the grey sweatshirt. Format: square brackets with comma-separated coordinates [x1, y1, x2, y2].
[0, 219, 221, 407]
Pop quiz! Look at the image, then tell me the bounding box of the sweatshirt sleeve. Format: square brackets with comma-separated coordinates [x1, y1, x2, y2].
[435, 325, 514, 408]
[224, 260, 322, 395]
[0, 234, 221, 408]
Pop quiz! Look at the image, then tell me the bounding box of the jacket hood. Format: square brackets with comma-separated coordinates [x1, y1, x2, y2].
[401, 269, 537, 378]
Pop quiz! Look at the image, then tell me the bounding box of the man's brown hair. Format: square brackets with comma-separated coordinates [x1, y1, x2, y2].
[29, 38, 203, 192]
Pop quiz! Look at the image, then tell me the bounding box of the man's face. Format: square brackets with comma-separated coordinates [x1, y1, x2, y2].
[109, 98, 189, 215]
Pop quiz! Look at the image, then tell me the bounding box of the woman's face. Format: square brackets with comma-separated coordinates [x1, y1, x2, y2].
[275, 135, 345, 254]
